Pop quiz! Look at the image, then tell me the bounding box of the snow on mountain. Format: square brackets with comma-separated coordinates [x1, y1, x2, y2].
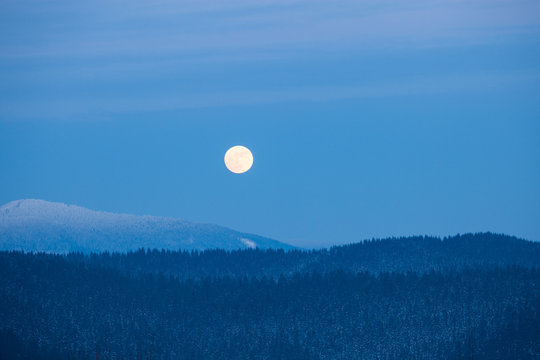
[0, 199, 294, 253]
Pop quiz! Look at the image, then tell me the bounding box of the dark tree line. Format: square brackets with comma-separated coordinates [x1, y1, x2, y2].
[0, 233, 539, 359]
[65, 233, 540, 280]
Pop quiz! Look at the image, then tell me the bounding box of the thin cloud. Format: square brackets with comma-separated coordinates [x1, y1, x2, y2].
[1, 0, 539, 60]
[2, 69, 538, 120]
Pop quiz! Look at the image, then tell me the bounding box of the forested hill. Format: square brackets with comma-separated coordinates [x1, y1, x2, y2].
[1, 249, 539, 359]
[1, 232, 539, 359]
[61, 233, 540, 279]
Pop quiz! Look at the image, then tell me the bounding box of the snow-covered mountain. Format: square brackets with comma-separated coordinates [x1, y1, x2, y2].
[0, 199, 294, 253]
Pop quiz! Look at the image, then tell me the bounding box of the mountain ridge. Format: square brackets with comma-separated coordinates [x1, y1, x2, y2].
[0, 199, 294, 253]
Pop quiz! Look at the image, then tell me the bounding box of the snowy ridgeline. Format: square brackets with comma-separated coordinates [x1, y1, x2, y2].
[0, 199, 294, 253]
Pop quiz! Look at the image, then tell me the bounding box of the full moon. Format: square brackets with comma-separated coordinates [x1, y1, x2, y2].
[224, 146, 253, 174]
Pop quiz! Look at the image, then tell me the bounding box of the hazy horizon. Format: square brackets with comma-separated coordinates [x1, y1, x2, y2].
[1, 198, 537, 249]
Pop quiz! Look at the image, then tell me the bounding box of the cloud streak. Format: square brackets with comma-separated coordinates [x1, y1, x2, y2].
[2, 69, 538, 120]
[1, 0, 539, 121]
[1, 0, 539, 60]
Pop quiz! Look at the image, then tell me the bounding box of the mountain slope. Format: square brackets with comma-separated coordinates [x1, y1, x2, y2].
[0, 199, 294, 253]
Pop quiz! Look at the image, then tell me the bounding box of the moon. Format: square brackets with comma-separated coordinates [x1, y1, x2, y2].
[224, 146, 253, 174]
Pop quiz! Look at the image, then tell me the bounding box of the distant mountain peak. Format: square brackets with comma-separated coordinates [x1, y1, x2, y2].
[1, 198, 67, 214]
[0, 199, 294, 253]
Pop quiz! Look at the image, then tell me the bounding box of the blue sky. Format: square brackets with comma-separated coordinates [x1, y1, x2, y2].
[1, 0, 539, 247]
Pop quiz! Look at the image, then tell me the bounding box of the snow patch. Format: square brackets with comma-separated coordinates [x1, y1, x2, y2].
[240, 238, 257, 249]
